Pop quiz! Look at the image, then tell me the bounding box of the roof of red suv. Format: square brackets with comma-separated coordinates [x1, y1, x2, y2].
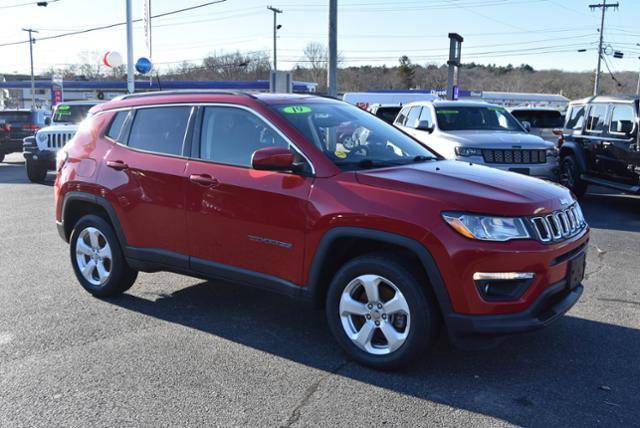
[91, 91, 337, 114]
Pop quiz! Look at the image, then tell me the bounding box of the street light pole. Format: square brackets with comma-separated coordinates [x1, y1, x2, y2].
[126, 0, 135, 94]
[267, 6, 282, 72]
[22, 28, 38, 109]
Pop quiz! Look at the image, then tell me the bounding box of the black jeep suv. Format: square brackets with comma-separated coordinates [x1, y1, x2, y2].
[559, 95, 640, 197]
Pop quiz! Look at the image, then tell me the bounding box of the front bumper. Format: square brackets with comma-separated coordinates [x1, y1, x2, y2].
[23, 138, 56, 169]
[447, 280, 583, 336]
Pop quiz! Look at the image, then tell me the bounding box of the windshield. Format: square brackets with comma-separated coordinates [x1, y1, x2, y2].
[0, 111, 31, 124]
[272, 102, 437, 171]
[53, 104, 94, 124]
[435, 106, 524, 132]
[511, 110, 564, 128]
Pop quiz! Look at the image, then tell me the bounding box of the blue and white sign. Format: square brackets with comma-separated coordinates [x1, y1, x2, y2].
[135, 57, 153, 75]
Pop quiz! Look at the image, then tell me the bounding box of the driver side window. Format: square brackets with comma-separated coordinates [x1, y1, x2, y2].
[199, 107, 288, 167]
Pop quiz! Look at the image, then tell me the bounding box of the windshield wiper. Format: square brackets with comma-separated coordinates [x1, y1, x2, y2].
[412, 155, 436, 163]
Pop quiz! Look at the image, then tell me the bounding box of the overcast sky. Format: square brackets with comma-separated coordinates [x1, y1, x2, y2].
[0, 0, 638, 75]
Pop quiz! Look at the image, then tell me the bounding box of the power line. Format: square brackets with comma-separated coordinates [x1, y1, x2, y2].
[0, 0, 60, 9]
[0, 0, 228, 48]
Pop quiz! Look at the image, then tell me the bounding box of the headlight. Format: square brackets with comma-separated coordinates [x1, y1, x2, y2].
[455, 146, 483, 157]
[546, 148, 559, 157]
[37, 132, 47, 143]
[442, 212, 531, 241]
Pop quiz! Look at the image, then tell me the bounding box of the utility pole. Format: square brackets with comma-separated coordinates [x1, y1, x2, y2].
[589, 1, 618, 96]
[126, 0, 135, 94]
[21, 28, 38, 109]
[327, 0, 337, 97]
[267, 6, 282, 72]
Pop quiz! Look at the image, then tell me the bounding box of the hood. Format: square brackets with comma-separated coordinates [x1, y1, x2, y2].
[37, 124, 79, 134]
[356, 160, 574, 216]
[438, 130, 554, 149]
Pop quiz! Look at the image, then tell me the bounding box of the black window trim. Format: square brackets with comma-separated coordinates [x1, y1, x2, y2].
[190, 104, 315, 176]
[100, 103, 316, 175]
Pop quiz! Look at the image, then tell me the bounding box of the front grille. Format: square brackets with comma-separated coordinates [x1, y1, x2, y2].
[482, 149, 547, 164]
[529, 204, 586, 243]
[45, 132, 75, 149]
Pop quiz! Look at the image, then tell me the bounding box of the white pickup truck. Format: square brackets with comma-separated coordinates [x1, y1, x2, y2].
[23, 101, 100, 182]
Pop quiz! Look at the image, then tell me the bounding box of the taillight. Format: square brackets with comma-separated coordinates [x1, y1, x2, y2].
[22, 124, 40, 131]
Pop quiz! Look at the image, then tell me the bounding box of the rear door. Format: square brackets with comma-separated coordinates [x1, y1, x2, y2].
[102, 106, 194, 263]
[582, 103, 610, 176]
[184, 105, 313, 285]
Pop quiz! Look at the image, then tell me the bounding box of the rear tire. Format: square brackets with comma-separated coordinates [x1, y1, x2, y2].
[26, 160, 47, 183]
[560, 155, 587, 198]
[326, 253, 441, 370]
[69, 214, 137, 297]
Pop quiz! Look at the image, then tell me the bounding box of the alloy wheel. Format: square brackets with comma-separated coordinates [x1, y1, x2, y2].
[75, 227, 113, 287]
[339, 274, 411, 355]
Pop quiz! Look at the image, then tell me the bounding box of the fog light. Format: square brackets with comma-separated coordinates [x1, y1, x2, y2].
[473, 272, 534, 301]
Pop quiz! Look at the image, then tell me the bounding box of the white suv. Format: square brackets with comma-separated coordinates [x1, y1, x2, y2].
[23, 101, 100, 182]
[394, 100, 560, 181]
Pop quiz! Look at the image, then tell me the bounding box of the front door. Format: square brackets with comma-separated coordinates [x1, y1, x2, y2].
[185, 106, 313, 285]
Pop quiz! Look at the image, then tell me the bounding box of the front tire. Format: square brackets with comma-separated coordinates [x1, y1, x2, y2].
[69, 214, 137, 297]
[560, 155, 587, 198]
[326, 254, 441, 370]
[26, 160, 47, 183]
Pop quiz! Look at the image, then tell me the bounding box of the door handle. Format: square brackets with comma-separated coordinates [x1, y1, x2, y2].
[189, 173, 219, 187]
[602, 141, 612, 147]
[106, 160, 129, 171]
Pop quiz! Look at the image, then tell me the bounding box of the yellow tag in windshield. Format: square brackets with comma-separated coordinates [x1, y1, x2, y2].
[282, 106, 312, 114]
[334, 150, 347, 159]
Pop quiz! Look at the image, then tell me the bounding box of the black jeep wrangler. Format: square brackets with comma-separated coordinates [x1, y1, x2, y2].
[559, 95, 640, 197]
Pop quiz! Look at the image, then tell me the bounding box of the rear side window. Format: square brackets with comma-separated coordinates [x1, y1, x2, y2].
[565, 105, 586, 130]
[106, 111, 128, 141]
[128, 107, 191, 156]
[585, 104, 608, 133]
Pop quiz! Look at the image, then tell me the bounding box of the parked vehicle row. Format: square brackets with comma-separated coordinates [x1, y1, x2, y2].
[53, 91, 588, 370]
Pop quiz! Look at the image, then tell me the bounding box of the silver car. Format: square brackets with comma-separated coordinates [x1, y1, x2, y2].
[509, 107, 565, 143]
[394, 100, 559, 181]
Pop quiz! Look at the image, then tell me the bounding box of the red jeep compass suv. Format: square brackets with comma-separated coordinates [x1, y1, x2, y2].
[54, 91, 589, 369]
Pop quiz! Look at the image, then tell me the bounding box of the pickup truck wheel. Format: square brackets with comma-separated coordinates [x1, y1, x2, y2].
[69, 215, 137, 297]
[560, 155, 587, 198]
[26, 160, 47, 183]
[326, 254, 440, 370]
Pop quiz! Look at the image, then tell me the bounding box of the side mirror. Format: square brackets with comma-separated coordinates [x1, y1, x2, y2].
[44, 117, 51, 126]
[521, 121, 531, 132]
[416, 120, 434, 133]
[252, 146, 296, 172]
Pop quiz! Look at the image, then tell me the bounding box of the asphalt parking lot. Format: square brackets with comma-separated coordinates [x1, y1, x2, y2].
[0, 152, 638, 427]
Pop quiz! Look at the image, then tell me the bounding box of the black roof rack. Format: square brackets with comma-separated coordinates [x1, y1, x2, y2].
[119, 89, 257, 100]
